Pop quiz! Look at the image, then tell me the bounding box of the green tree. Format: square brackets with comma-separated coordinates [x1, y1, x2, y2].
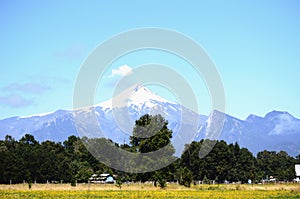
[202, 175, 209, 184]
[177, 167, 193, 187]
[180, 140, 256, 184]
[130, 114, 173, 153]
[256, 150, 295, 181]
[18, 134, 40, 183]
[129, 114, 175, 183]
[228, 143, 255, 183]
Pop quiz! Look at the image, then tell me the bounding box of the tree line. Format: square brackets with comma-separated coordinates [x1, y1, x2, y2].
[0, 114, 299, 186]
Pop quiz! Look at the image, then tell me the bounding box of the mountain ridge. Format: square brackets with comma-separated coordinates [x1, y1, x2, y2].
[0, 85, 299, 156]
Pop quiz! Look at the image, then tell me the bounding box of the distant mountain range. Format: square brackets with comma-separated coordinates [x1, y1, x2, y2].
[0, 85, 299, 157]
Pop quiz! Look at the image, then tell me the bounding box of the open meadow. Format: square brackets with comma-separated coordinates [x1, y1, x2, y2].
[0, 183, 299, 198]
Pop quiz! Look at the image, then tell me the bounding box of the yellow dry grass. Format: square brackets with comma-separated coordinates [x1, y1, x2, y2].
[0, 183, 299, 198]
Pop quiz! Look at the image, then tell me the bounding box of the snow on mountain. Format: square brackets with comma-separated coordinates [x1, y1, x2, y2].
[0, 85, 300, 156]
[265, 111, 300, 135]
[90, 85, 201, 155]
[0, 109, 75, 141]
[98, 84, 176, 111]
[19, 111, 55, 119]
[195, 110, 300, 156]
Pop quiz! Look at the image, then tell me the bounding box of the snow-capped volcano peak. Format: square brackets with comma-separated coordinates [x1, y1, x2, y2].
[129, 84, 174, 104]
[98, 84, 176, 110]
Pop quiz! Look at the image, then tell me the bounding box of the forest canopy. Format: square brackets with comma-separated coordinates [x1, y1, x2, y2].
[0, 114, 299, 185]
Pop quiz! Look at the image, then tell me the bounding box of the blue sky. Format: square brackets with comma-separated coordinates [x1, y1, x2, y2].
[0, 0, 300, 119]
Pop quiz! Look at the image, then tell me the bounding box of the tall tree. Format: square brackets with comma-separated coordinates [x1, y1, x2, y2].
[129, 114, 175, 183]
[130, 114, 173, 153]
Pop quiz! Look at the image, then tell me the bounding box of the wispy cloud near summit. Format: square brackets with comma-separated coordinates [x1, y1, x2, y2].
[109, 65, 132, 78]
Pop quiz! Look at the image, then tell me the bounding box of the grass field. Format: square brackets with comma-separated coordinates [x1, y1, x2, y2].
[0, 183, 299, 198]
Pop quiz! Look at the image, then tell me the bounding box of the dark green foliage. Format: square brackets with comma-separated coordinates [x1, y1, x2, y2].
[130, 114, 173, 153]
[0, 114, 299, 185]
[256, 150, 295, 181]
[177, 167, 193, 187]
[28, 181, 32, 189]
[202, 175, 209, 184]
[152, 170, 167, 188]
[179, 139, 295, 184]
[157, 177, 166, 189]
[70, 178, 76, 187]
[129, 114, 175, 183]
[115, 177, 123, 189]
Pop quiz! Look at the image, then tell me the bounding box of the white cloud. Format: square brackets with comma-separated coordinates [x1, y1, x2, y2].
[110, 65, 132, 78]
